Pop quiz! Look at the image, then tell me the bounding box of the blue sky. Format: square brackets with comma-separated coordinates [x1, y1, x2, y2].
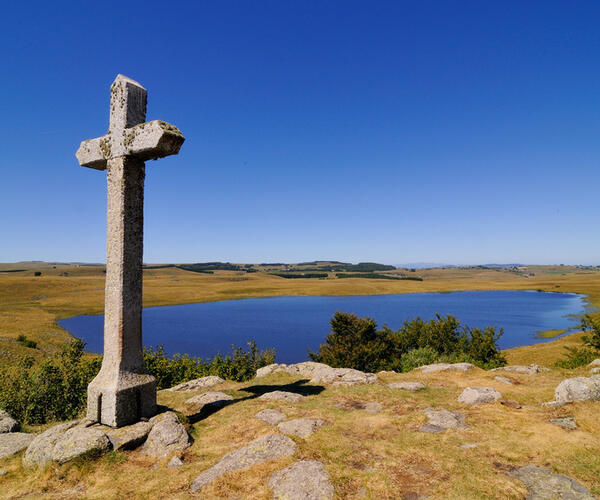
[1, 1, 598, 265]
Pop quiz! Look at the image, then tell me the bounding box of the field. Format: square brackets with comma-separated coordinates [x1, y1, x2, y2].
[1, 263, 600, 498]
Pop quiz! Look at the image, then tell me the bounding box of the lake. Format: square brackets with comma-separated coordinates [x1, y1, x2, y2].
[58, 290, 586, 363]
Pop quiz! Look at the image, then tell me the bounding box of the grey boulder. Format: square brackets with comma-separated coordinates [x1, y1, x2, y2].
[141, 412, 191, 458]
[0, 410, 19, 433]
[418, 363, 474, 374]
[191, 434, 297, 493]
[168, 376, 225, 391]
[419, 408, 469, 433]
[102, 421, 153, 450]
[387, 381, 426, 391]
[508, 465, 594, 499]
[277, 418, 325, 438]
[51, 426, 111, 464]
[0, 433, 34, 459]
[555, 375, 600, 403]
[269, 460, 334, 500]
[492, 364, 547, 375]
[23, 421, 80, 466]
[185, 391, 234, 408]
[458, 387, 502, 405]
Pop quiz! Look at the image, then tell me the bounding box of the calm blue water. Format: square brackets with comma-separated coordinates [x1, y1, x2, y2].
[59, 291, 586, 363]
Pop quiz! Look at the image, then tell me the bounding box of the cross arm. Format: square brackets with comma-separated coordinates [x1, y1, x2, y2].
[76, 120, 185, 170]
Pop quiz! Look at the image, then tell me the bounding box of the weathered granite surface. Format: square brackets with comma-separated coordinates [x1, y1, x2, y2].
[256, 362, 377, 386]
[555, 375, 600, 403]
[0, 433, 34, 459]
[419, 408, 469, 433]
[190, 434, 297, 493]
[418, 363, 474, 373]
[458, 387, 502, 405]
[269, 460, 334, 500]
[387, 381, 426, 391]
[255, 409, 286, 425]
[168, 376, 225, 391]
[492, 364, 547, 375]
[277, 418, 325, 438]
[508, 465, 595, 499]
[78, 75, 185, 428]
[140, 412, 191, 457]
[23, 421, 80, 466]
[259, 391, 305, 402]
[51, 427, 111, 464]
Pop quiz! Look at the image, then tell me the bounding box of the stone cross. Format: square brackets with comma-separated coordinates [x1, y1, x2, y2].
[76, 75, 184, 427]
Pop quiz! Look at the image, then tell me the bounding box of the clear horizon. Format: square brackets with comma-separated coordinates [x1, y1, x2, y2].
[2, 1, 599, 265]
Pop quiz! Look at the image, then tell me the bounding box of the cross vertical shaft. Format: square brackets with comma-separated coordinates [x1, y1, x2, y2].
[77, 75, 184, 427]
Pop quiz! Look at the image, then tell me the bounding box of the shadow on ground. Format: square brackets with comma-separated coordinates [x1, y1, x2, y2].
[184, 379, 325, 424]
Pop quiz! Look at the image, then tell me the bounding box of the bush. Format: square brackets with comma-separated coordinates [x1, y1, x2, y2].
[0, 339, 275, 425]
[554, 314, 600, 369]
[16, 335, 37, 349]
[309, 312, 506, 372]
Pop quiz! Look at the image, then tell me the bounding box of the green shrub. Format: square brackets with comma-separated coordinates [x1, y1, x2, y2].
[309, 312, 506, 372]
[16, 335, 37, 349]
[555, 346, 598, 369]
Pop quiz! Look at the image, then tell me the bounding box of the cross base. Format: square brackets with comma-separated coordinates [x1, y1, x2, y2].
[87, 371, 156, 428]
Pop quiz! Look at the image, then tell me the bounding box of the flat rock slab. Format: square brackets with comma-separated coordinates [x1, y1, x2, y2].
[101, 421, 152, 450]
[259, 391, 305, 402]
[256, 362, 377, 386]
[418, 363, 474, 374]
[141, 412, 191, 458]
[23, 421, 80, 466]
[493, 364, 547, 375]
[387, 381, 426, 391]
[255, 409, 286, 425]
[191, 434, 297, 493]
[278, 418, 325, 438]
[168, 376, 225, 391]
[0, 433, 34, 459]
[269, 460, 334, 500]
[555, 375, 600, 403]
[508, 466, 595, 499]
[458, 387, 502, 405]
[419, 408, 469, 433]
[0, 410, 19, 434]
[185, 391, 234, 407]
[494, 376, 516, 385]
[549, 417, 577, 430]
[52, 426, 111, 464]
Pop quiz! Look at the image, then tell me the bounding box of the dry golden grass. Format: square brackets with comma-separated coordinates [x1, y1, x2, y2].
[2, 366, 600, 499]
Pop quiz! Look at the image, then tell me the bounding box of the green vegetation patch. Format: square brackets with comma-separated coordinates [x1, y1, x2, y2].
[336, 272, 423, 281]
[535, 328, 568, 339]
[269, 272, 328, 279]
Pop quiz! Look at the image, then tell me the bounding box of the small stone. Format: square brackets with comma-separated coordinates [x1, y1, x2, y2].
[168, 455, 184, 467]
[23, 421, 80, 467]
[460, 443, 478, 449]
[255, 409, 286, 425]
[508, 465, 594, 499]
[418, 423, 445, 433]
[259, 391, 305, 402]
[102, 421, 152, 450]
[141, 412, 191, 458]
[0, 433, 35, 459]
[418, 363, 474, 373]
[387, 381, 426, 391]
[168, 376, 225, 391]
[549, 417, 577, 430]
[190, 434, 297, 493]
[362, 402, 382, 414]
[590, 368, 600, 374]
[588, 359, 600, 367]
[421, 408, 469, 431]
[185, 391, 234, 407]
[269, 460, 334, 500]
[283, 362, 378, 386]
[494, 376, 515, 385]
[458, 387, 502, 405]
[555, 375, 600, 403]
[0, 410, 19, 433]
[278, 418, 325, 438]
[541, 401, 564, 408]
[51, 426, 111, 464]
[500, 400, 522, 409]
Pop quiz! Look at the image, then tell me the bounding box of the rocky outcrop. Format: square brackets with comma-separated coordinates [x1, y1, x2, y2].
[141, 412, 191, 458]
[419, 408, 469, 433]
[168, 376, 225, 391]
[492, 364, 547, 375]
[458, 387, 502, 405]
[51, 426, 111, 464]
[418, 363, 474, 374]
[387, 381, 426, 391]
[0, 433, 34, 459]
[256, 362, 377, 386]
[269, 460, 334, 500]
[277, 418, 324, 438]
[0, 410, 19, 434]
[102, 421, 153, 450]
[23, 421, 80, 466]
[508, 465, 595, 499]
[588, 359, 600, 367]
[255, 409, 286, 425]
[554, 375, 600, 403]
[185, 391, 233, 408]
[259, 391, 305, 402]
[190, 434, 297, 493]
[494, 376, 515, 385]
